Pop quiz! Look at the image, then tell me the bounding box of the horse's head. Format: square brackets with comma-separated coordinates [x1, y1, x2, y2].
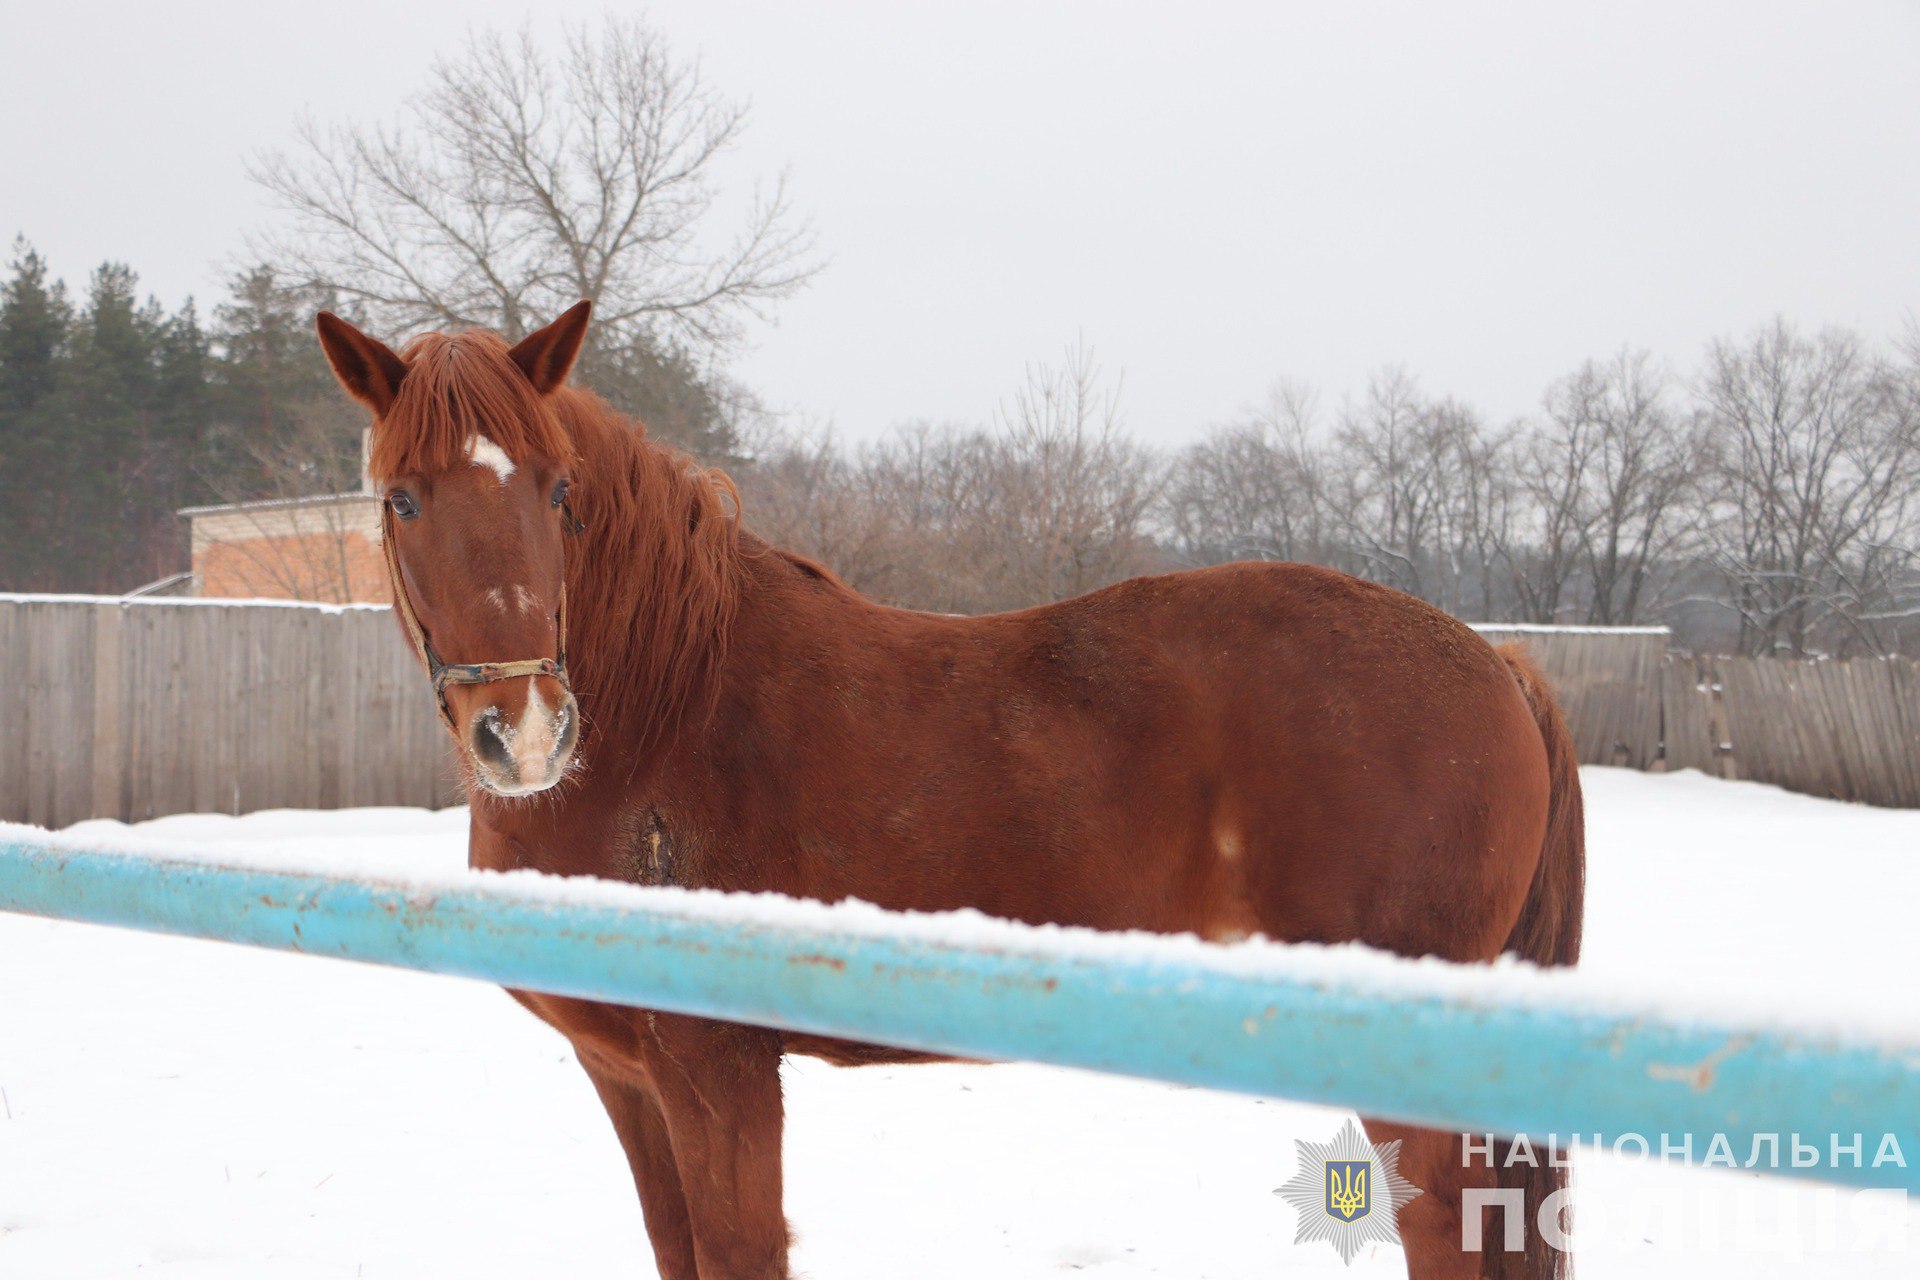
[316, 302, 594, 797]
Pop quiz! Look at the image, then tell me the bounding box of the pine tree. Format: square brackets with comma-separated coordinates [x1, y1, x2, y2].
[137, 299, 216, 571]
[215, 268, 334, 433]
[0, 239, 69, 416]
[0, 239, 72, 583]
[207, 266, 348, 496]
[32, 264, 166, 590]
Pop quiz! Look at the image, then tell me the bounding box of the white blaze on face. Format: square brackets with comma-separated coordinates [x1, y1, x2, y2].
[476, 682, 569, 793]
[467, 434, 515, 484]
[508, 682, 565, 782]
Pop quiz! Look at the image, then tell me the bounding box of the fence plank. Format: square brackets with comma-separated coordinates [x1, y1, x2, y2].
[89, 604, 124, 821]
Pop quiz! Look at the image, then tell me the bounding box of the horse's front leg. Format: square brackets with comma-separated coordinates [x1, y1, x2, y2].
[639, 1011, 790, 1280]
[576, 1046, 700, 1280]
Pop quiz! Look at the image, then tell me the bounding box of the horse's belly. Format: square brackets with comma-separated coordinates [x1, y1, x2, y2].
[780, 1032, 968, 1067]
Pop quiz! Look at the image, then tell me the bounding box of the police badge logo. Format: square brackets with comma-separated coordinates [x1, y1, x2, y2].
[1274, 1118, 1421, 1264]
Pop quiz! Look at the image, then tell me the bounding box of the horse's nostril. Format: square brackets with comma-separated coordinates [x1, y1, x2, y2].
[470, 709, 516, 775]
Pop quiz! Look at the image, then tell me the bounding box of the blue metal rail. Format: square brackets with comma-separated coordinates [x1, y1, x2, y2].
[1, 833, 1914, 1191]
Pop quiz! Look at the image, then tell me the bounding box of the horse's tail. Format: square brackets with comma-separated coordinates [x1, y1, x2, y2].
[1498, 645, 1585, 970]
[1488, 644, 1585, 1280]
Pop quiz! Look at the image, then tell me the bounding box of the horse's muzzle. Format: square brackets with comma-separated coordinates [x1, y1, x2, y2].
[466, 686, 579, 796]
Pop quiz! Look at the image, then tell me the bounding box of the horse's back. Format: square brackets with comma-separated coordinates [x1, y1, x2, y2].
[979, 560, 1555, 959]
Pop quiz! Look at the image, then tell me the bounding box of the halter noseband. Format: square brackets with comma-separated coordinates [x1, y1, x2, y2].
[381, 506, 574, 733]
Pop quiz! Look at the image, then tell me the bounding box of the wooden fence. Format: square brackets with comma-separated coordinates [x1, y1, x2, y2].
[1, 594, 457, 828]
[1474, 626, 1670, 769]
[1659, 653, 1920, 807]
[1476, 625, 1920, 808]
[4, 598, 1919, 826]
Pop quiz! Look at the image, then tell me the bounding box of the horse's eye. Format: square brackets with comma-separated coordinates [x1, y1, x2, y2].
[550, 479, 571, 509]
[388, 490, 420, 520]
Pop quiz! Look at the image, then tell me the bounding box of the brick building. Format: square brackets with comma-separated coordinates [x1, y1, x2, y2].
[179, 492, 390, 604]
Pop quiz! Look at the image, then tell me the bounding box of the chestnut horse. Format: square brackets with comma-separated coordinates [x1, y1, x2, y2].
[317, 302, 1583, 1280]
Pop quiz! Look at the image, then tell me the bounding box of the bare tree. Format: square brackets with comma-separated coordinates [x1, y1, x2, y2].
[736, 420, 921, 599]
[1166, 368, 1519, 619]
[1699, 320, 1920, 655]
[1509, 351, 1701, 625]
[738, 419, 1004, 612]
[976, 347, 1163, 610]
[1330, 370, 1513, 617]
[1447, 408, 1518, 623]
[855, 422, 1001, 611]
[1328, 368, 1432, 596]
[735, 349, 1161, 615]
[1164, 380, 1332, 567]
[1859, 325, 1920, 646]
[249, 18, 817, 353]
[1504, 392, 1591, 624]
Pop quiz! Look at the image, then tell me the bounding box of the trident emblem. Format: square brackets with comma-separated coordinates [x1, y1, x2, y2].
[1325, 1159, 1370, 1222]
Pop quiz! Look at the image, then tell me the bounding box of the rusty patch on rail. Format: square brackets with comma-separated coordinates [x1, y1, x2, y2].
[1646, 1036, 1752, 1091]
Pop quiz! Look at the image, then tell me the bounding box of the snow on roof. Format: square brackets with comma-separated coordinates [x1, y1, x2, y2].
[0, 592, 390, 614]
[177, 492, 380, 518]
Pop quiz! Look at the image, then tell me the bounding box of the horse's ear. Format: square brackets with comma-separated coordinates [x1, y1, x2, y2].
[316, 312, 409, 416]
[508, 300, 592, 396]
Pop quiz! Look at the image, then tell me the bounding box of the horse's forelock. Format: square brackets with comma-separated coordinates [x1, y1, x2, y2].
[367, 330, 575, 479]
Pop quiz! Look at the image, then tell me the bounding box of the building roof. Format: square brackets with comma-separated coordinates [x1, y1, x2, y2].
[177, 492, 381, 518]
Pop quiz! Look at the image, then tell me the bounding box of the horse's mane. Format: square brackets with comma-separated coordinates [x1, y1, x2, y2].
[370, 329, 744, 760]
[551, 387, 744, 756]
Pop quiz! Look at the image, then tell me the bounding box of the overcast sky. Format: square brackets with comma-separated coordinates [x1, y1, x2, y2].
[5, 1, 1918, 446]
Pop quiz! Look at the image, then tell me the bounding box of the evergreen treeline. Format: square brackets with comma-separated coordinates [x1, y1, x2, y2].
[0, 238, 736, 593]
[0, 242, 339, 592]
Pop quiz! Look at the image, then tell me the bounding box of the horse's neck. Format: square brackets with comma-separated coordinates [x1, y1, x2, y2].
[559, 410, 748, 769]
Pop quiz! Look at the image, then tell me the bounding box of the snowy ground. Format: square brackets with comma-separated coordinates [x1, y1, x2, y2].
[1, 768, 1915, 1277]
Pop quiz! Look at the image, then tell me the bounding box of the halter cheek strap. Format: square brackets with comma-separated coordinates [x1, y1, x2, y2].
[381, 507, 572, 733]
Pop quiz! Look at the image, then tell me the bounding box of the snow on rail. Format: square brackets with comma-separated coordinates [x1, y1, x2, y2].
[0, 816, 1905, 1050]
[3, 817, 1919, 1193]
